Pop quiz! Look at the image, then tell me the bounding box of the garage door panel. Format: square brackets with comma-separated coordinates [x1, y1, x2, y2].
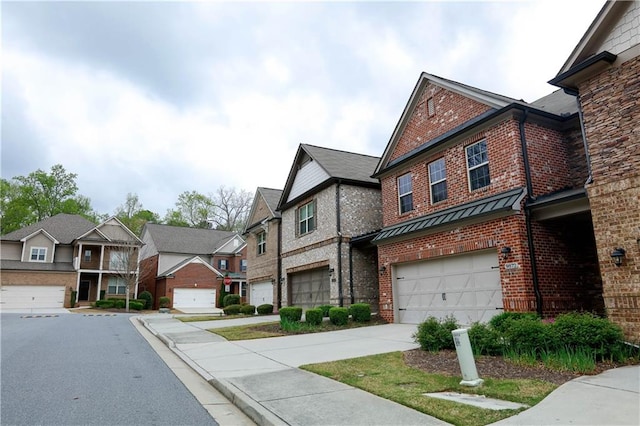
[290, 268, 329, 309]
[1, 286, 65, 309]
[251, 282, 273, 305]
[173, 288, 216, 309]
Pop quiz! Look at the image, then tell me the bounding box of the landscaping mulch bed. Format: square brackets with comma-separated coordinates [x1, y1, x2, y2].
[403, 349, 637, 385]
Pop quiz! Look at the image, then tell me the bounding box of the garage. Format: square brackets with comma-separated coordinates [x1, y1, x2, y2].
[173, 288, 216, 309]
[290, 268, 330, 309]
[0, 285, 65, 309]
[250, 281, 274, 306]
[395, 250, 502, 325]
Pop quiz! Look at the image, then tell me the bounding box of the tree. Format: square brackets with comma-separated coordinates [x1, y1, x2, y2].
[108, 241, 143, 312]
[1, 165, 98, 234]
[114, 193, 160, 235]
[164, 190, 215, 228]
[209, 186, 253, 232]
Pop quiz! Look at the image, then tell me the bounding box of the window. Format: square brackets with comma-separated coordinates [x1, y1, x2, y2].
[218, 259, 228, 270]
[30, 247, 46, 262]
[466, 140, 491, 190]
[84, 249, 92, 262]
[298, 201, 315, 235]
[427, 97, 435, 116]
[107, 277, 126, 295]
[257, 232, 266, 255]
[397, 173, 414, 214]
[240, 283, 247, 298]
[240, 259, 247, 272]
[428, 158, 448, 203]
[109, 251, 127, 270]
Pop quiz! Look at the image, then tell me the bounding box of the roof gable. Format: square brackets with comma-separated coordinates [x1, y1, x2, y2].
[158, 255, 223, 278]
[214, 234, 247, 255]
[244, 187, 283, 234]
[278, 144, 380, 210]
[1, 213, 96, 244]
[20, 229, 59, 245]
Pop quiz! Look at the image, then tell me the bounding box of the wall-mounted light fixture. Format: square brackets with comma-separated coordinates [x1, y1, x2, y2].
[610, 248, 626, 267]
[379, 265, 386, 275]
[500, 247, 512, 259]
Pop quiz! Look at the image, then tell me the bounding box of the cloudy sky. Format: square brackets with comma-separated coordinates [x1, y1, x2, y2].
[2, 0, 605, 217]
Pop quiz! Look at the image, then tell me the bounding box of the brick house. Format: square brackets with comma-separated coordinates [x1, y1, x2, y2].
[548, 0, 640, 340]
[1, 213, 142, 309]
[372, 72, 604, 326]
[243, 187, 283, 309]
[277, 144, 382, 310]
[138, 223, 247, 310]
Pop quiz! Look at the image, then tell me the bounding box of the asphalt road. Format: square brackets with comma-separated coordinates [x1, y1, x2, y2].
[1, 313, 218, 426]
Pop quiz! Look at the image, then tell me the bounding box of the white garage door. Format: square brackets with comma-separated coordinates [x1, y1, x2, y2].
[0, 286, 65, 309]
[173, 288, 216, 309]
[290, 268, 330, 309]
[395, 250, 502, 325]
[250, 281, 273, 306]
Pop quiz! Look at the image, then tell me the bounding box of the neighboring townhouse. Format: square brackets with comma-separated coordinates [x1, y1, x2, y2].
[277, 144, 382, 310]
[138, 223, 247, 310]
[1, 213, 142, 309]
[243, 187, 283, 309]
[372, 71, 604, 326]
[548, 1, 640, 340]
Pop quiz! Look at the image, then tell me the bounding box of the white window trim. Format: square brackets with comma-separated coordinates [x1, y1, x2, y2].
[109, 250, 128, 270]
[257, 232, 266, 255]
[107, 277, 126, 295]
[298, 201, 315, 235]
[397, 173, 413, 214]
[465, 140, 490, 191]
[84, 249, 92, 262]
[428, 158, 447, 204]
[30, 247, 47, 262]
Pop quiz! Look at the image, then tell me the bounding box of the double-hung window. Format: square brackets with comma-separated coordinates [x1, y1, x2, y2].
[466, 140, 491, 190]
[257, 232, 266, 255]
[397, 173, 414, 214]
[298, 201, 315, 235]
[30, 247, 46, 262]
[428, 158, 447, 204]
[84, 249, 92, 262]
[240, 259, 247, 272]
[218, 259, 228, 270]
[107, 277, 126, 295]
[109, 251, 127, 270]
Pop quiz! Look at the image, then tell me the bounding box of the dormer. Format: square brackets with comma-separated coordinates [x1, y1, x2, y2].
[20, 229, 59, 263]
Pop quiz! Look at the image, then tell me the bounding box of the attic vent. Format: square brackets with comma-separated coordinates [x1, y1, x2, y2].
[427, 97, 435, 117]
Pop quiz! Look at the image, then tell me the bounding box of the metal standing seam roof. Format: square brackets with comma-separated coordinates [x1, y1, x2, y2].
[373, 187, 526, 243]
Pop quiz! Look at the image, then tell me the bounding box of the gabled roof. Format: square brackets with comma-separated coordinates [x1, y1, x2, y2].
[158, 255, 223, 278]
[373, 187, 526, 244]
[81, 216, 143, 245]
[278, 144, 380, 211]
[213, 234, 247, 255]
[142, 223, 239, 255]
[1, 213, 96, 244]
[20, 229, 59, 245]
[259, 187, 284, 217]
[243, 187, 283, 234]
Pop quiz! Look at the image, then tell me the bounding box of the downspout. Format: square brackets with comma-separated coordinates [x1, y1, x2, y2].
[336, 181, 343, 307]
[277, 218, 282, 309]
[349, 242, 355, 305]
[575, 94, 593, 186]
[518, 110, 543, 317]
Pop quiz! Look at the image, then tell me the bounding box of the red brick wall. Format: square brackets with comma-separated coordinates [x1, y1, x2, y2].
[165, 263, 220, 308]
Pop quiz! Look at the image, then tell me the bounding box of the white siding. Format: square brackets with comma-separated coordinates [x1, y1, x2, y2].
[287, 160, 330, 202]
[600, 1, 640, 55]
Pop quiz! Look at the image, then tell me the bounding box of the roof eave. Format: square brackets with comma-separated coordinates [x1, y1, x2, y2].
[548, 51, 617, 92]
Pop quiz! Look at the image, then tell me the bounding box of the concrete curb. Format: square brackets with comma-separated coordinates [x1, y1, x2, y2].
[137, 316, 286, 426]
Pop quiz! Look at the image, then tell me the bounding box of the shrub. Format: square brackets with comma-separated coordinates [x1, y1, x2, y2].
[468, 322, 503, 356]
[139, 291, 153, 309]
[95, 300, 114, 309]
[318, 305, 333, 317]
[413, 316, 459, 352]
[159, 296, 171, 308]
[257, 304, 274, 315]
[115, 299, 126, 309]
[489, 312, 539, 334]
[240, 304, 256, 315]
[69, 290, 77, 308]
[280, 306, 303, 322]
[129, 301, 144, 311]
[350, 303, 371, 322]
[223, 304, 242, 315]
[329, 307, 349, 326]
[503, 317, 558, 356]
[552, 312, 624, 359]
[223, 294, 241, 307]
[305, 308, 323, 326]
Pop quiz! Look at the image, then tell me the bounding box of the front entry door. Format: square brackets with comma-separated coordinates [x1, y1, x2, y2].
[79, 281, 90, 301]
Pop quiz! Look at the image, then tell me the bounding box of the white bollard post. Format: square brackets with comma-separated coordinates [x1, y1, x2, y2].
[452, 328, 484, 387]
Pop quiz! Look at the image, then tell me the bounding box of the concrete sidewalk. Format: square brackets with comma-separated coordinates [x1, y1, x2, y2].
[140, 315, 640, 426]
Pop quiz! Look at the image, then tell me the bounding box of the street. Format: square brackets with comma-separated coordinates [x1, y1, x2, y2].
[1, 313, 219, 426]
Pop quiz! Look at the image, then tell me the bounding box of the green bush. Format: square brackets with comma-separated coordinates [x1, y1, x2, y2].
[305, 308, 323, 326]
[503, 317, 558, 355]
[489, 312, 539, 334]
[129, 301, 144, 311]
[95, 300, 114, 309]
[257, 304, 274, 315]
[240, 304, 256, 315]
[318, 305, 333, 317]
[223, 294, 241, 307]
[159, 296, 171, 308]
[115, 299, 126, 309]
[69, 290, 77, 308]
[468, 322, 503, 356]
[329, 307, 349, 326]
[280, 306, 303, 322]
[350, 303, 371, 322]
[223, 304, 242, 315]
[413, 316, 459, 352]
[552, 312, 624, 358]
[139, 291, 153, 309]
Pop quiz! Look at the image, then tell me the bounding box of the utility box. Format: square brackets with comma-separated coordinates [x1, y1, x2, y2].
[452, 328, 484, 387]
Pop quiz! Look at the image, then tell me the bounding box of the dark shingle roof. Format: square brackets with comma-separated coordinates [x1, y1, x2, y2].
[143, 223, 237, 255]
[0, 259, 76, 272]
[1, 213, 96, 244]
[530, 89, 579, 116]
[302, 144, 380, 185]
[373, 188, 526, 243]
[259, 187, 283, 218]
